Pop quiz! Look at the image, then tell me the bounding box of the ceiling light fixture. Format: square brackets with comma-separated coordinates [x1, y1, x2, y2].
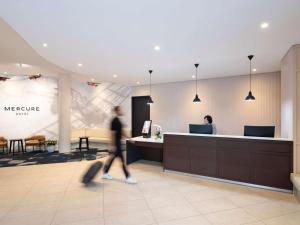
[43, 43, 48, 47]
[113, 74, 118, 78]
[28, 74, 42, 80]
[4, 72, 8, 74]
[193, 63, 201, 103]
[192, 75, 196, 79]
[136, 81, 140, 85]
[147, 70, 154, 105]
[245, 55, 256, 101]
[87, 80, 101, 87]
[77, 63, 83, 67]
[252, 68, 257, 72]
[17, 63, 31, 68]
[260, 22, 269, 29]
[154, 46, 160, 51]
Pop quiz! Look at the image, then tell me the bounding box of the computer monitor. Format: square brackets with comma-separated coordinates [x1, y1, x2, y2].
[189, 124, 213, 134]
[244, 125, 275, 138]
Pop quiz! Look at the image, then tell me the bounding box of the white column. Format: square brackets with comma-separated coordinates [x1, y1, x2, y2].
[281, 44, 300, 173]
[58, 74, 71, 153]
[296, 46, 300, 174]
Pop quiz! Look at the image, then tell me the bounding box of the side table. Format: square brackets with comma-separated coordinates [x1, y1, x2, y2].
[9, 139, 25, 155]
[79, 137, 89, 152]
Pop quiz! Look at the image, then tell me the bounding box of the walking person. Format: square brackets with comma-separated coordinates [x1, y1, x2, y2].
[102, 106, 137, 184]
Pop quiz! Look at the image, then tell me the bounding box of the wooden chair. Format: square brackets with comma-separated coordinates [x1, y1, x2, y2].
[0, 136, 8, 153]
[25, 135, 46, 152]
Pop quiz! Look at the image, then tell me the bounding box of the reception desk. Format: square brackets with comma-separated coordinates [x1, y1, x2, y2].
[126, 137, 163, 165]
[163, 133, 293, 190]
[126, 133, 293, 190]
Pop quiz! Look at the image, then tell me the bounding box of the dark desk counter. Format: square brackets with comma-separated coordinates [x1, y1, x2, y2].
[163, 133, 293, 190]
[126, 137, 163, 165]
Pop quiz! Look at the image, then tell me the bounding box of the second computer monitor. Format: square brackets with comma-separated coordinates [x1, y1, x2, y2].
[189, 124, 213, 134]
[244, 125, 275, 138]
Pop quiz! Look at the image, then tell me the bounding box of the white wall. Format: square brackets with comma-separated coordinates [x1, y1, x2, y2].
[0, 77, 58, 139]
[281, 44, 300, 173]
[281, 47, 296, 139]
[132, 72, 281, 136]
[297, 46, 300, 173]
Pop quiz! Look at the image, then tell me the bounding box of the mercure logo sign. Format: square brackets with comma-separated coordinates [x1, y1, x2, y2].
[3, 106, 40, 116]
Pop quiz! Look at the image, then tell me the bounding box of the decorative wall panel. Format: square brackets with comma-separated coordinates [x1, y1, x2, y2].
[71, 81, 131, 129]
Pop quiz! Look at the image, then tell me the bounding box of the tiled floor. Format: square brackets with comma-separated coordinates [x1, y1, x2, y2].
[0, 159, 299, 225]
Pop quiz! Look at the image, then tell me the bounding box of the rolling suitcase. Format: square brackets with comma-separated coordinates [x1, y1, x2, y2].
[82, 161, 103, 184]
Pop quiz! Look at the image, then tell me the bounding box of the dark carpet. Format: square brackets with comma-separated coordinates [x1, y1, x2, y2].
[0, 149, 108, 168]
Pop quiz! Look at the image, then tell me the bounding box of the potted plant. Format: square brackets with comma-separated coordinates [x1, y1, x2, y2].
[45, 140, 57, 153]
[153, 124, 162, 140]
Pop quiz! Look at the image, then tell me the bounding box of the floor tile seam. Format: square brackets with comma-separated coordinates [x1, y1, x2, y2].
[204, 206, 258, 217]
[51, 215, 104, 225]
[49, 177, 70, 225]
[176, 190, 222, 210]
[157, 214, 214, 225]
[250, 208, 300, 222]
[240, 200, 300, 212]
[1, 183, 35, 218]
[136, 180, 160, 225]
[191, 203, 240, 215]
[212, 196, 243, 208]
[161, 174, 213, 212]
[102, 177, 105, 224]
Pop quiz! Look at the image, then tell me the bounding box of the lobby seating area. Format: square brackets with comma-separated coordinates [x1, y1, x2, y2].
[0, 135, 53, 155]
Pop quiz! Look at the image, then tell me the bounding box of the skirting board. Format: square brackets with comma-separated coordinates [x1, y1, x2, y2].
[164, 169, 292, 194]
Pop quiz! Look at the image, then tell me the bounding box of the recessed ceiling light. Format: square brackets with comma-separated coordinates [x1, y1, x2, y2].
[43, 43, 48, 47]
[113, 74, 118, 78]
[17, 63, 31, 68]
[192, 75, 196, 79]
[4, 72, 7, 74]
[260, 22, 269, 29]
[252, 68, 257, 72]
[154, 46, 160, 51]
[136, 81, 140, 85]
[77, 63, 83, 67]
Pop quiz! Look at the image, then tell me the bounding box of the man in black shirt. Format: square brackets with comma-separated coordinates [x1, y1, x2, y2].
[103, 106, 137, 184]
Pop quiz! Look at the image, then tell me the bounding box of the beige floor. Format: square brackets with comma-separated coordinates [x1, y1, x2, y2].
[0, 159, 299, 225]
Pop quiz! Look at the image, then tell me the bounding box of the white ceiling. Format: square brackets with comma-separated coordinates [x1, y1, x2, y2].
[1, 0, 300, 85]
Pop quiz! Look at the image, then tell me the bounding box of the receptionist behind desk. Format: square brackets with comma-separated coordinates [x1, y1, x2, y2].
[204, 115, 217, 134]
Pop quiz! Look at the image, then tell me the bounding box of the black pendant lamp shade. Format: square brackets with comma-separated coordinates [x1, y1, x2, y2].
[193, 63, 201, 103]
[245, 55, 255, 101]
[245, 91, 255, 101]
[193, 94, 201, 103]
[147, 70, 154, 105]
[148, 96, 154, 104]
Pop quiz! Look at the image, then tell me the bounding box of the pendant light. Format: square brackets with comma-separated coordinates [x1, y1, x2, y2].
[147, 70, 154, 105]
[193, 63, 201, 103]
[245, 55, 255, 101]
